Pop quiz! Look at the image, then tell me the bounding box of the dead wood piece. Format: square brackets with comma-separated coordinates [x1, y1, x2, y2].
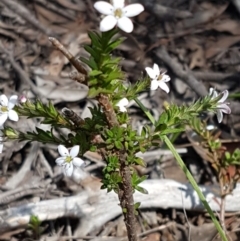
[2, 143, 39, 190]
[1, 179, 240, 235]
[49, 37, 88, 83]
[1, 0, 54, 36]
[0, 179, 52, 205]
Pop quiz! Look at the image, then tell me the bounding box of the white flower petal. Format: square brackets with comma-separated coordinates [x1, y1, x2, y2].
[8, 95, 18, 109]
[113, 0, 124, 8]
[216, 110, 223, 123]
[58, 145, 69, 157]
[119, 106, 127, 112]
[0, 143, 3, 153]
[209, 88, 217, 98]
[73, 157, 84, 167]
[94, 1, 114, 15]
[0, 95, 8, 106]
[150, 80, 159, 90]
[145, 67, 156, 79]
[117, 97, 129, 106]
[0, 113, 8, 126]
[158, 81, 170, 93]
[123, 4, 144, 17]
[8, 110, 19, 122]
[117, 16, 133, 33]
[64, 163, 73, 177]
[70, 145, 79, 158]
[153, 64, 160, 77]
[219, 90, 229, 103]
[218, 104, 231, 114]
[209, 88, 214, 96]
[162, 75, 171, 82]
[55, 157, 65, 165]
[100, 15, 117, 32]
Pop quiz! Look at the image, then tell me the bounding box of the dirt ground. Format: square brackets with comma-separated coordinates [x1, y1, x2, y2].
[0, 0, 240, 240]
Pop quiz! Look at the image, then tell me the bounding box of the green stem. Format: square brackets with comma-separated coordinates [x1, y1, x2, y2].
[163, 135, 228, 241]
[134, 98, 155, 124]
[135, 97, 228, 241]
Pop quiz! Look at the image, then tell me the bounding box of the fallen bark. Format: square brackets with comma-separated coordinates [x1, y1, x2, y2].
[1, 179, 240, 234]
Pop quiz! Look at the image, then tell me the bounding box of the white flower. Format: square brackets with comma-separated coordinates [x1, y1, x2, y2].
[145, 64, 171, 93]
[55, 145, 85, 177]
[0, 95, 19, 126]
[209, 88, 231, 123]
[94, 0, 144, 33]
[116, 97, 129, 112]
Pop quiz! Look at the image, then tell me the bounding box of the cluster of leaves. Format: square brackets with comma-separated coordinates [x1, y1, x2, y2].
[81, 29, 125, 97]
[15, 100, 71, 127]
[155, 94, 220, 135]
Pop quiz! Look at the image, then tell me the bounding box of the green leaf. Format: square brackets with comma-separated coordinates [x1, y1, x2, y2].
[114, 141, 123, 150]
[88, 31, 101, 48]
[135, 157, 146, 167]
[160, 128, 185, 135]
[135, 186, 148, 194]
[84, 45, 100, 60]
[89, 70, 102, 77]
[134, 202, 141, 210]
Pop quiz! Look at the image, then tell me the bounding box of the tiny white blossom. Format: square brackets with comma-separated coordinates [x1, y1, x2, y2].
[209, 88, 231, 123]
[145, 64, 171, 93]
[94, 0, 144, 33]
[116, 97, 129, 112]
[0, 95, 19, 126]
[55, 145, 85, 177]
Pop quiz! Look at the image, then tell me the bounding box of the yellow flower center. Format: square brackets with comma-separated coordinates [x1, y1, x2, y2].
[65, 156, 72, 163]
[114, 8, 123, 18]
[0, 106, 8, 113]
[157, 75, 163, 81]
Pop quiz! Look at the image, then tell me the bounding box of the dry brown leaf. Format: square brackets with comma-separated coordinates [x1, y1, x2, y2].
[179, 2, 228, 29]
[205, 35, 240, 59]
[189, 46, 206, 69]
[47, 50, 66, 76]
[209, 18, 240, 35]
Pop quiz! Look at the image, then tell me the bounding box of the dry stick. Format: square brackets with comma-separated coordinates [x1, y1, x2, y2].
[48, 37, 88, 83]
[1, 0, 54, 36]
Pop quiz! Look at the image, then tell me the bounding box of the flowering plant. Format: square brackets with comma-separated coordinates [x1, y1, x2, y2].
[0, 1, 234, 241]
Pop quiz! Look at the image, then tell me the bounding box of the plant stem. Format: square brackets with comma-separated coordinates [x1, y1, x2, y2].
[99, 94, 138, 241]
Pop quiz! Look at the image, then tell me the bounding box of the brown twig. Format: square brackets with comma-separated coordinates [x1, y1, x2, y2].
[62, 108, 85, 126]
[97, 94, 138, 241]
[48, 37, 88, 83]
